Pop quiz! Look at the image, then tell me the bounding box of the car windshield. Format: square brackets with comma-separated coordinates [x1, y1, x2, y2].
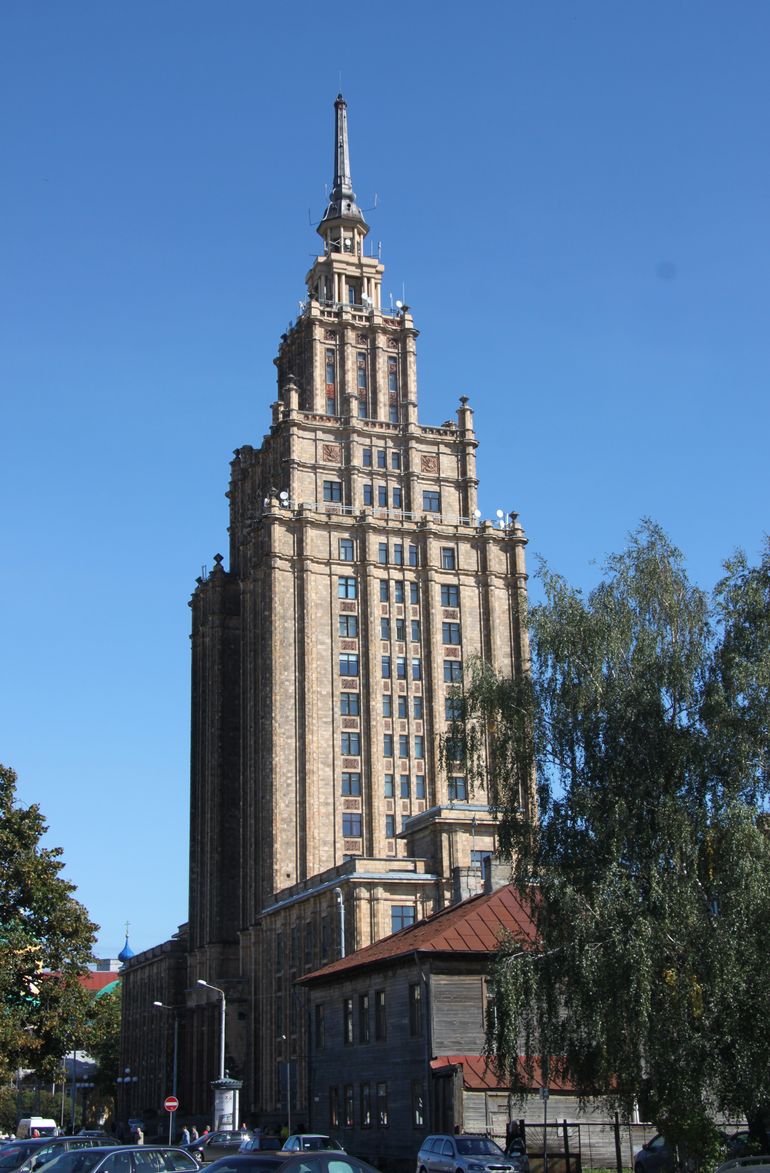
[456, 1141, 505, 1158]
[39, 1152, 109, 1173]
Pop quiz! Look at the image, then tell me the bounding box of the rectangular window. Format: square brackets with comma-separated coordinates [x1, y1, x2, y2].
[441, 583, 460, 607]
[379, 579, 389, 602]
[411, 619, 421, 641]
[384, 773, 394, 798]
[315, 1003, 325, 1049]
[445, 737, 463, 765]
[395, 618, 406, 641]
[385, 814, 395, 838]
[392, 486, 402, 508]
[412, 658, 422, 681]
[363, 483, 374, 506]
[338, 576, 357, 599]
[378, 542, 388, 564]
[330, 1086, 339, 1129]
[339, 653, 359, 676]
[391, 905, 416, 933]
[389, 405, 399, 423]
[413, 696, 423, 720]
[359, 993, 370, 1043]
[377, 485, 388, 508]
[442, 622, 462, 645]
[410, 581, 419, 605]
[398, 734, 409, 758]
[397, 694, 408, 719]
[363, 448, 372, 468]
[342, 813, 362, 837]
[387, 358, 398, 392]
[341, 732, 361, 756]
[357, 353, 367, 389]
[423, 490, 441, 512]
[409, 983, 422, 1036]
[396, 657, 406, 679]
[382, 693, 392, 718]
[342, 998, 353, 1045]
[414, 735, 425, 759]
[444, 659, 463, 682]
[400, 773, 410, 799]
[391, 452, 401, 470]
[323, 480, 343, 503]
[408, 544, 418, 567]
[326, 349, 336, 384]
[339, 538, 354, 561]
[376, 1081, 388, 1127]
[394, 581, 405, 604]
[361, 1083, 372, 1129]
[377, 449, 387, 469]
[411, 1080, 424, 1129]
[448, 776, 468, 801]
[340, 692, 360, 716]
[327, 395, 336, 415]
[383, 733, 393, 757]
[342, 772, 361, 796]
[375, 991, 386, 1041]
[344, 1084, 354, 1128]
[380, 617, 390, 640]
[339, 614, 358, 637]
[381, 656, 391, 680]
[445, 695, 463, 721]
[415, 774, 426, 799]
[441, 546, 456, 570]
[393, 543, 404, 565]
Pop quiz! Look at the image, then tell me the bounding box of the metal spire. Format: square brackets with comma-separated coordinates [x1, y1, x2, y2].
[320, 93, 366, 230]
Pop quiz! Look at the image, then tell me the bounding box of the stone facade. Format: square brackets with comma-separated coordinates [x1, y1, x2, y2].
[120, 94, 531, 1129]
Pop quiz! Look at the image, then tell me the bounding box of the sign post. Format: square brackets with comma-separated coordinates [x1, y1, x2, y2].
[164, 1096, 179, 1145]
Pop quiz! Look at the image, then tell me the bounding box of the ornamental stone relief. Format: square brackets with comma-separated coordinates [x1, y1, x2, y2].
[421, 454, 439, 473]
[322, 443, 342, 463]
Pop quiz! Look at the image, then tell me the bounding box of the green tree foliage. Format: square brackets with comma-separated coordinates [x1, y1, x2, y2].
[453, 524, 770, 1158]
[0, 764, 98, 1082]
[83, 984, 122, 1109]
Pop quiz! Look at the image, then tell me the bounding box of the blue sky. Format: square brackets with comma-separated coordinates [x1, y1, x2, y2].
[2, 1, 768, 957]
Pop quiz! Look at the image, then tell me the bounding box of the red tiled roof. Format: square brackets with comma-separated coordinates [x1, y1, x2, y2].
[300, 884, 536, 984]
[431, 1055, 575, 1093]
[80, 971, 121, 993]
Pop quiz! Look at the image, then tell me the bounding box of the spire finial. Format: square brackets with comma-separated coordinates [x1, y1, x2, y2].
[319, 93, 367, 235]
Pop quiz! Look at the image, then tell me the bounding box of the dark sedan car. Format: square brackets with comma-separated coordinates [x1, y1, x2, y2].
[184, 1136, 252, 1165]
[0, 1139, 119, 1173]
[206, 1154, 380, 1173]
[37, 1148, 198, 1173]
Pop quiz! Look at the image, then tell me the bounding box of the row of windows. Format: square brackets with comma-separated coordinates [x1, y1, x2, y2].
[338, 568, 458, 600]
[342, 809, 420, 844]
[326, 481, 442, 514]
[382, 693, 423, 719]
[317, 983, 422, 1051]
[383, 733, 424, 758]
[327, 1079, 425, 1131]
[340, 654, 463, 681]
[324, 353, 399, 423]
[384, 773, 426, 799]
[363, 449, 401, 470]
[340, 616, 459, 647]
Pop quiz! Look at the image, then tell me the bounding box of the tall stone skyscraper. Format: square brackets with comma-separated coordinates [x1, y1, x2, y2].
[120, 95, 531, 1128]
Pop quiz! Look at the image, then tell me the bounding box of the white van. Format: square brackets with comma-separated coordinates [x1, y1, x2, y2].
[15, 1119, 58, 1139]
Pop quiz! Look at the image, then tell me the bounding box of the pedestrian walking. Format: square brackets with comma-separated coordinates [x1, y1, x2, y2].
[181, 1126, 191, 1146]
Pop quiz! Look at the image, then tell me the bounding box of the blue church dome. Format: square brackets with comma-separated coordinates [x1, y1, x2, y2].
[118, 935, 135, 964]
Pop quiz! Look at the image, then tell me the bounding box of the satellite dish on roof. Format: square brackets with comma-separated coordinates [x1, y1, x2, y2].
[496, 509, 504, 519]
[473, 508, 482, 519]
[395, 299, 403, 309]
[279, 490, 289, 504]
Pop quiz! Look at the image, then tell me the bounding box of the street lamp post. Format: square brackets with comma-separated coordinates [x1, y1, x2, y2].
[153, 1002, 179, 1144]
[197, 979, 240, 1131]
[196, 980, 226, 1081]
[279, 1035, 292, 1136]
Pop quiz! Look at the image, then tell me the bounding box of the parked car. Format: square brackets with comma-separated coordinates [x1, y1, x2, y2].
[184, 1135, 252, 1165]
[207, 1154, 379, 1173]
[634, 1136, 675, 1173]
[417, 1135, 520, 1173]
[716, 1160, 770, 1173]
[36, 1149, 197, 1173]
[16, 1124, 58, 1141]
[0, 1139, 119, 1173]
[280, 1140, 344, 1155]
